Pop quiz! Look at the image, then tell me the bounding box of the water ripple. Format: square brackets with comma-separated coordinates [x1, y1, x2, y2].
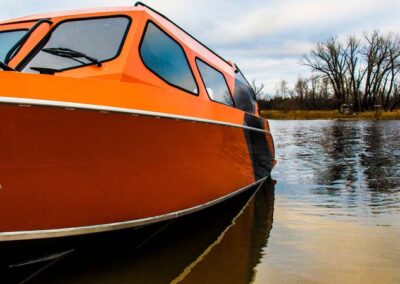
[270, 120, 400, 225]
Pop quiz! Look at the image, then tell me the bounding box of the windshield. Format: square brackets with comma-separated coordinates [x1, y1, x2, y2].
[23, 16, 130, 73]
[0, 29, 27, 62]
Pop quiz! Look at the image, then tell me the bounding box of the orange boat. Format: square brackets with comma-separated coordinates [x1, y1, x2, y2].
[0, 2, 275, 241]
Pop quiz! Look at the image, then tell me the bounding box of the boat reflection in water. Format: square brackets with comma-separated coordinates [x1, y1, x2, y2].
[4, 180, 275, 284]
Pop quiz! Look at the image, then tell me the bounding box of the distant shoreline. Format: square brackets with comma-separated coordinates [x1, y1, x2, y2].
[260, 110, 400, 120]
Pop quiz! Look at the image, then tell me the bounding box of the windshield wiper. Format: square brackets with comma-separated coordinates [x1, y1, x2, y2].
[42, 47, 102, 67]
[30, 67, 61, 75]
[0, 60, 15, 71]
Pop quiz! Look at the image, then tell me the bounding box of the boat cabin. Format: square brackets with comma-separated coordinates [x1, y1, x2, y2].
[0, 2, 259, 115]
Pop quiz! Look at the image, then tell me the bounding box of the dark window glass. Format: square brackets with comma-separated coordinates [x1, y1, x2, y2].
[234, 69, 256, 113]
[196, 59, 234, 106]
[0, 30, 27, 61]
[140, 22, 197, 94]
[23, 17, 130, 72]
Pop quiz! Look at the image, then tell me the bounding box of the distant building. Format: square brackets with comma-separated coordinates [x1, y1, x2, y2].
[340, 104, 353, 114]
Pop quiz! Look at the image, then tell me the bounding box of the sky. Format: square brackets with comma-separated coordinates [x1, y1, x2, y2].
[1, 0, 399, 93]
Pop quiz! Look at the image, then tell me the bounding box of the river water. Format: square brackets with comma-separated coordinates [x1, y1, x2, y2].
[257, 120, 400, 284]
[4, 120, 400, 283]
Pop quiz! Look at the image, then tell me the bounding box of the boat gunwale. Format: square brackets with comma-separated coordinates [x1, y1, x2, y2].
[0, 96, 270, 134]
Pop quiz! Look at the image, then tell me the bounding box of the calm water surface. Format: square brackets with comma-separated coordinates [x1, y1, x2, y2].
[258, 120, 400, 284]
[5, 120, 400, 283]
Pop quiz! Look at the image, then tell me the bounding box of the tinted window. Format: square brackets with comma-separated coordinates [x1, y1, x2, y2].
[234, 69, 256, 113]
[140, 22, 197, 94]
[23, 17, 130, 72]
[0, 30, 27, 61]
[196, 59, 233, 106]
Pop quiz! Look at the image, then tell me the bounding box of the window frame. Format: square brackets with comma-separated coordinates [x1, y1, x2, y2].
[0, 28, 28, 61]
[233, 66, 257, 114]
[138, 20, 199, 96]
[195, 57, 235, 107]
[17, 15, 132, 72]
[235, 66, 257, 101]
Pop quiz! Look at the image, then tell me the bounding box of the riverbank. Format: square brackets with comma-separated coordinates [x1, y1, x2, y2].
[260, 110, 400, 120]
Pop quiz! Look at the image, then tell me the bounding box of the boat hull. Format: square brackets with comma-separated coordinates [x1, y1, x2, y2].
[0, 102, 274, 241]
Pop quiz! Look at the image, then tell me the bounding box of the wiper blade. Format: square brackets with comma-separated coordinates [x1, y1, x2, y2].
[0, 60, 15, 71]
[42, 47, 102, 67]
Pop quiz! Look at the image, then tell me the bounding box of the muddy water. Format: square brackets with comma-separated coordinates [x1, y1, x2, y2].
[4, 120, 400, 283]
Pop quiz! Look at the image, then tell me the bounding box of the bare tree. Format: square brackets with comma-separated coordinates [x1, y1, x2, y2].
[362, 31, 400, 110]
[303, 37, 348, 109]
[275, 79, 290, 98]
[303, 31, 400, 112]
[390, 83, 400, 111]
[295, 77, 308, 103]
[382, 34, 400, 111]
[251, 79, 266, 100]
[344, 36, 364, 111]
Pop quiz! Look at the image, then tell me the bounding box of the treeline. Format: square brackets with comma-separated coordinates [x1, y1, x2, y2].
[257, 30, 400, 112]
[257, 77, 337, 110]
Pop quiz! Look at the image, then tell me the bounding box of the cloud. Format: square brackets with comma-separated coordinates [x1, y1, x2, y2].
[201, 0, 400, 45]
[223, 41, 316, 60]
[237, 57, 309, 92]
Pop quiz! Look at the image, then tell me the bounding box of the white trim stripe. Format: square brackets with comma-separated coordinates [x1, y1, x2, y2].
[0, 178, 267, 241]
[0, 97, 269, 133]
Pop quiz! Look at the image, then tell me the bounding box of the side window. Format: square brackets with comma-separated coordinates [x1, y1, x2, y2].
[233, 69, 256, 113]
[140, 22, 198, 95]
[0, 30, 27, 61]
[23, 17, 130, 72]
[196, 59, 234, 106]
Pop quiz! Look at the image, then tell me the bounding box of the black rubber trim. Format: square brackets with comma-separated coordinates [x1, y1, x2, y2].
[4, 19, 52, 64]
[243, 113, 273, 180]
[0, 60, 15, 71]
[0, 29, 28, 70]
[138, 20, 199, 96]
[195, 57, 236, 107]
[0, 28, 29, 56]
[17, 15, 132, 72]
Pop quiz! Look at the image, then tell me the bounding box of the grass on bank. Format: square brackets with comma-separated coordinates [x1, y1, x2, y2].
[260, 110, 400, 120]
